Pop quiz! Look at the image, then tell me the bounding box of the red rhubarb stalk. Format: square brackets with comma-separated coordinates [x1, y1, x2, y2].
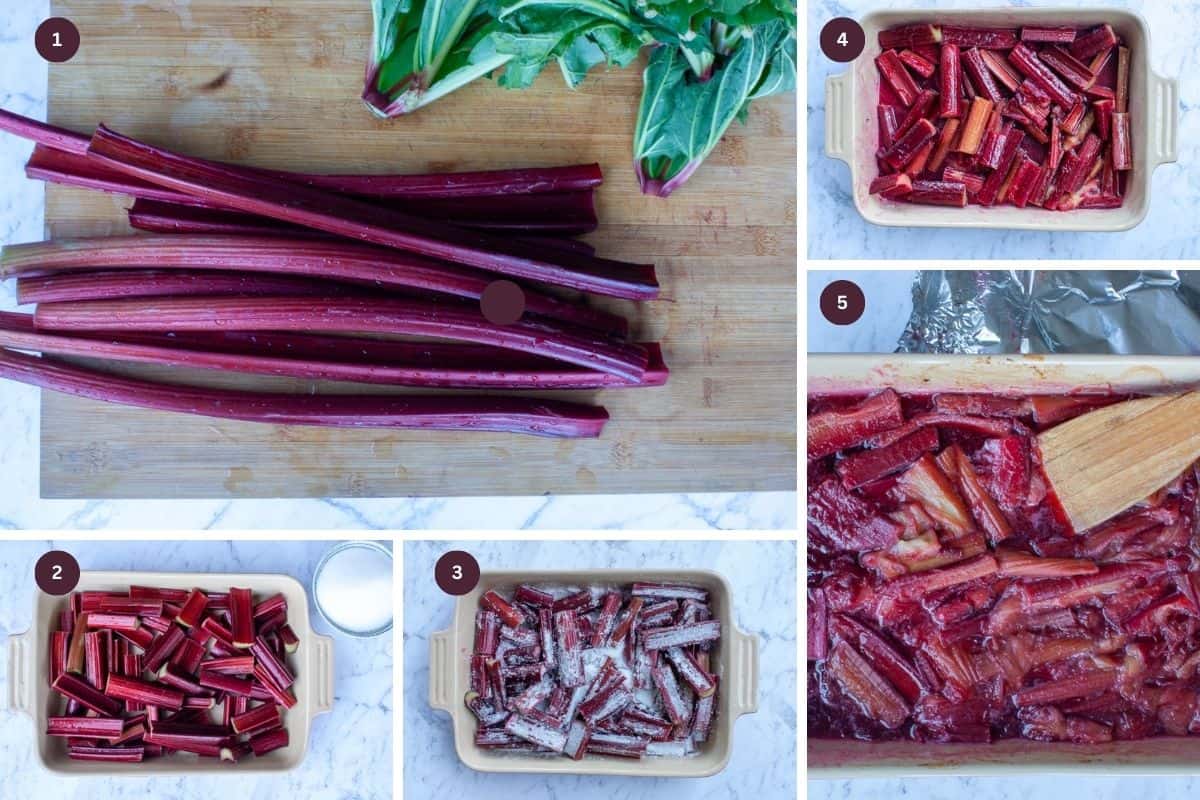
[0, 348, 610, 438]
[84, 125, 656, 300]
[32, 296, 648, 383]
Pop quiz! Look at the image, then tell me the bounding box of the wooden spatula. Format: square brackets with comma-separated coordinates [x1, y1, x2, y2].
[1038, 392, 1200, 532]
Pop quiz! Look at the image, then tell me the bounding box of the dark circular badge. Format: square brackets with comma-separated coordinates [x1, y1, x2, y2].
[820, 280, 866, 326]
[435, 550, 481, 596]
[35, 550, 81, 595]
[480, 280, 526, 326]
[820, 18, 866, 63]
[36, 18, 80, 63]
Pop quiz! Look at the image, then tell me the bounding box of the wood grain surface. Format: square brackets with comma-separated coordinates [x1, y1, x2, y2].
[40, 0, 796, 499]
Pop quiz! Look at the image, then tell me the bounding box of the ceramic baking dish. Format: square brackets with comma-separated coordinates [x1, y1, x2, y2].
[7, 570, 335, 775]
[824, 8, 1179, 232]
[809, 353, 1200, 776]
[429, 568, 759, 777]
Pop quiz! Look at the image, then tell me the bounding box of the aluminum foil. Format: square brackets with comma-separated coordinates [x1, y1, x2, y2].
[897, 271, 1200, 355]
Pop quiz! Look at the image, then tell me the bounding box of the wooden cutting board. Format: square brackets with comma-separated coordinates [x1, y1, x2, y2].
[40, 0, 796, 499]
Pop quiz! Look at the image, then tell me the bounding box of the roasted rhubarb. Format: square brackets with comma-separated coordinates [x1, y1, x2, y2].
[810, 388, 1200, 744]
[873, 21, 1133, 212]
[467, 581, 718, 760]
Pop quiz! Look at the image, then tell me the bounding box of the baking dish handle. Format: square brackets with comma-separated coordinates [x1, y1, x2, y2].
[728, 626, 760, 718]
[428, 627, 454, 714]
[1148, 70, 1179, 167]
[311, 633, 336, 716]
[7, 629, 35, 716]
[824, 71, 854, 165]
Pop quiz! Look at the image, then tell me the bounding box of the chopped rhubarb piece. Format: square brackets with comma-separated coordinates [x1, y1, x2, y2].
[1021, 27, 1077, 44]
[228, 587, 254, 649]
[1093, 97, 1115, 139]
[174, 589, 209, 629]
[554, 610, 586, 687]
[1112, 113, 1133, 170]
[826, 641, 909, 729]
[1012, 670, 1116, 707]
[513, 585, 555, 608]
[586, 732, 650, 759]
[887, 554, 999, 601]
[978, 127, 1010, 171]
[650, 663, 692, 727]
[942, 26, 1018, 50]
[1008, 43, 1077, 108]
[1007, 154, 1044, 208]
[1040, 46, 1098, 91]
[465, 691, 510, 727]
[896, 89, 939, 139]
[880, 25, 942, 51]
[876, 50, 921, 108]
[895, 454, 974, 537]
[47, 716, 126, 738]
[53, 672, 124, 717]
[1060, 133, 1103, 194]
[500, 625, 538, 648]
[898, 50, 937, 79]
[977, 128, 1026, 206]
[936, 445, 1013, 544]
[909, 180, 968, 207]
[631, 582, 708, 603]
[609, 598, 643, 645]
[504, 714, 568, 752]
[231, 702, 282, 735]
[878, 106, 902, 157]
[577, 678, 634, 725]
[1115, 46, 1130, 112]
[882, 119, 938, 170]
[1070, 24, 1119, 61]
[664, 647, 716, 698]
[836, 426, 939, 489]
[643, 620, 721, 651]
[956, 97, 994, 155]
[927, 119, 962, 174]
[105, 674, 185, 711]
[979, 49, 1022, 94]
[473, 610, 500, 656]
[639, 600, 679, 627]
[591, 593, 622, 647]
[996, 548, 1098, 578]
[480, 590, 525, 628]
[829, 615, 927, 704]
[68, 745, 145, 762]
[143, 624, 186, 673]
[808, 588, 829, 661]
[809, 389, 904, 459]
[87, 613, 141, 634]
[810, 477, 904, 552]
[563, 720, 592, 759]
[963, 47, 1005, 103]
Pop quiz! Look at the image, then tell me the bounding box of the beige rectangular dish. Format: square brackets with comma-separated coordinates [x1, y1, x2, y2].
[809, 353, 1200, 776]
[824, 7, 1178, 232]
[7, 570, 335, 775]
[429, 569, 759, 777]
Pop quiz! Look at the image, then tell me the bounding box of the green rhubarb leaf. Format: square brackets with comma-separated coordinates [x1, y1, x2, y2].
[633, 18, 790, 196]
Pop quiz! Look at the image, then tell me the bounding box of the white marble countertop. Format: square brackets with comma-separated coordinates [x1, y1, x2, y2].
[402, 539, 798, 799]
[0, 538, 393, 799]
[807, 0, 1199, 260]
[0, 3, 795, 531]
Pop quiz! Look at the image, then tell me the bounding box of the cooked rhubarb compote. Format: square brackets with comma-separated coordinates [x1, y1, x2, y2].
[808, 390, 1200, 743]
